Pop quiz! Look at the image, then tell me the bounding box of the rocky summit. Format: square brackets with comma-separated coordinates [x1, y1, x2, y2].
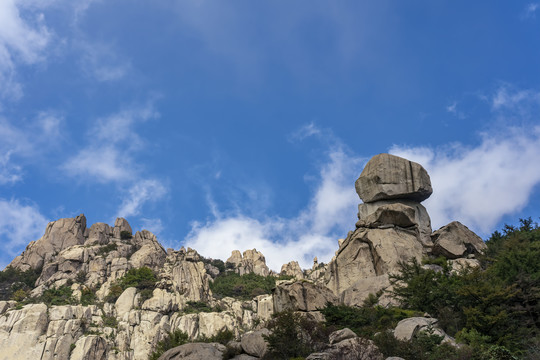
[0, 153, 487, 360]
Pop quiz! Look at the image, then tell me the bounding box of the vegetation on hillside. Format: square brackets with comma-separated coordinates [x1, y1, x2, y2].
[105, 266, 158, 303]
[0, 266, 41, 301]
[387, 217, 540, 359]
[210, 272, 292, 300]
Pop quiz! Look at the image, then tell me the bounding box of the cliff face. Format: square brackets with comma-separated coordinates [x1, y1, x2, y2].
[0, 153, 486, 360]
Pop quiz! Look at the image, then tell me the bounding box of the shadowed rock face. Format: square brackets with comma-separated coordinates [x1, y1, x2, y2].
[355, 153, 432, 203]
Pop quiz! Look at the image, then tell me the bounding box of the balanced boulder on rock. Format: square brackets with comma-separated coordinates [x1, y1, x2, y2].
[355, 153, 432, 203]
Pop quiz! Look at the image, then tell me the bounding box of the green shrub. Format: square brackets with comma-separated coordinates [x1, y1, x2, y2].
[97, 243, 118, 256]
[39, 285, 76, 306]
[198, 329, 235, 345]
[322, 303, 419, 338]
[80, 287, 96, 306]
[0, 266, 41, 301]
[102, 315, 118, 328]
[210, 272, 289, 300]
[120, 231, 132, 240]
[11, 288, 28, 302]
[182, 301, 215, 314]
[149, 330, 189, 360]
[105, 284, 124, 303]
[263, 309, 330, 360]
[105, 267, 158, 303]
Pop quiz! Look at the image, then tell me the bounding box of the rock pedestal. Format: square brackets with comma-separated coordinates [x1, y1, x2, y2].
[327, 153, 434, 305]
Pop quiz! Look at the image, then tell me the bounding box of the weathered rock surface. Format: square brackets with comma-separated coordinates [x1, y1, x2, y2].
[0, 152, 487, 360]
[280, 260, 304, 279]
[158, 342, 226, 360]
[326, 227, 424, 298]
[307, 333, 383, 360]
[241, 328, 270, 358]
[431, 221, 487, 259]
[357, 200, 432, 247]
[9, 214, 87, 271]
[227, 249, 270, 276]
[355, 153, 432, 203]
[329, 327, 357, 344]
[273, 280, 338, 313]
[393, 317, 455, 345]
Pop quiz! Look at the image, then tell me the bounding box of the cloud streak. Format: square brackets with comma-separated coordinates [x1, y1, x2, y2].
[0, 198, 49, 269]
[62, 103, 168, 223]
[0, 0, 51, 99]
[184, 144, 365, 271]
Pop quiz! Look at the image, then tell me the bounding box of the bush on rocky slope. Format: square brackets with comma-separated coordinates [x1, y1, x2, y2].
[210, 272, 292, 300]
[105, 266, 158, 303]
[389, 218, 540, 358]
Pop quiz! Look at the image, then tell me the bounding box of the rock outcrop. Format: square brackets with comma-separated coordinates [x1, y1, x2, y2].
[0, 153, 487, 360]
[431, 221, 487, 259]
[226, 249, 270, 277]
[273, 280, 338, 313]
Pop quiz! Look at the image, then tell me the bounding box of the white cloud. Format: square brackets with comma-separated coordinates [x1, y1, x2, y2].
[390, 126, 540, 235]
[184, 146, 364, 271]
[0, 0, 51, 99]
[288, 122, 321, 142]
[0, 198, 49, 269]
[62, 105, 158, 181]
[117, 180, 167, 218]
[446, 102, 457, 114]
[524, 3, 540, 18]
[0, 113, 63, 184]
[79, 41, 131, 82]
[140, 217, 164, 235]
[491, 84, 540, 111]
[63, 104, 167, 223]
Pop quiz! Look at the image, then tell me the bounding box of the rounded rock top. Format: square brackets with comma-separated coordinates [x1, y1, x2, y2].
[355, 153, 432, 203]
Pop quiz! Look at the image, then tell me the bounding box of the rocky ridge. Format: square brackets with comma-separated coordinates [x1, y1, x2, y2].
[0, 153, 486, 360]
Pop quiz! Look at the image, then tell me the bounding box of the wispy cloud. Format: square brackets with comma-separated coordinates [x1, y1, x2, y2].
[116, 179, 167, 218]
[62, 105, 158, 182]
[491, 84, 540, 111]
[79, 40, 131, 82]
[185, 136, 365, 271]
[0, 112, 63, 184]
[0, 198, 49, 269]
[0, 0, 51, 99]
[62, 103, 168, 222]
[392, 85, 540, 235]
[523, 3, 540, 19]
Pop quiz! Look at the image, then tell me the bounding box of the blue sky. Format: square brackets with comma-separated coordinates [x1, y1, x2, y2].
[1, 1, 540, 270]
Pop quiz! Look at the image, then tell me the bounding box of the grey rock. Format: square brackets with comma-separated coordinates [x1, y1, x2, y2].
[280, 260, 304, 279]
[355, 153, 432, 203]
[9, 214, 87, 271]
[329, 328, 357, 344]
[113, 217, 132, 239]
[357, 200, 432, 247]
[241, 328, 270, 358]
[158, 342, 226, 360]
[431, 221, 486, 259]
[273, 280, 338, 313]
[306, 337, 383, 360]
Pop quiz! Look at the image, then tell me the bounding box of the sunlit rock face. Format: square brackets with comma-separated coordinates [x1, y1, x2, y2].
[327, 153, 435, 305]
[0, 153, 485, 359]
[355, 153, 432, 203]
